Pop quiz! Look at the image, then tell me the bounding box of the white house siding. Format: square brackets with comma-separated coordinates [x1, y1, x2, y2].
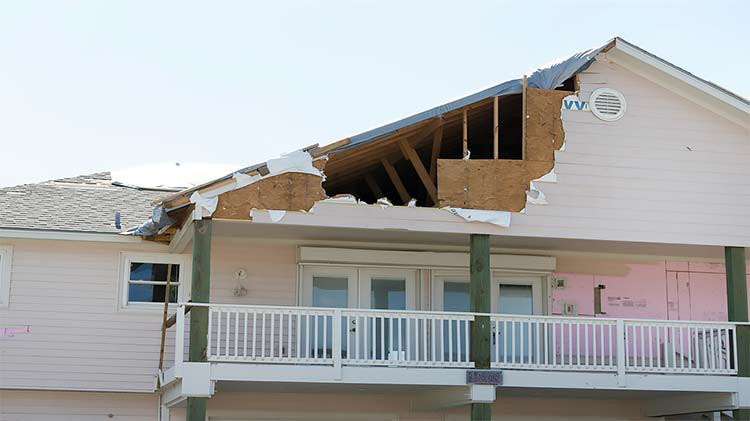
[0, 238, 172, 392]
[510, 58, 750, 247]
[0, 390, 157, 421]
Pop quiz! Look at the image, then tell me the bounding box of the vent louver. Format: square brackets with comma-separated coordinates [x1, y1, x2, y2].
[590, 88, 627, 121]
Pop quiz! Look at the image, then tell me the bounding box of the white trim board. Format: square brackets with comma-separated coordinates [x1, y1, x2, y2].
[298, 247, 556, 272]
[608, 39, 750, 129]
[0, 228, 148, 243]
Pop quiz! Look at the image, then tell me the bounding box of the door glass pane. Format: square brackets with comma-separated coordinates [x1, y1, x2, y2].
[312, 276, 349, 358]
[444, 281, 470, 312]
[497, 284, 534, 363]
[313, 276, 349, 308]
[499, 284, 533, 314]
[443, 281, 470, 362]
[371, 278, 405, 310]
[371, 278, 405, 360]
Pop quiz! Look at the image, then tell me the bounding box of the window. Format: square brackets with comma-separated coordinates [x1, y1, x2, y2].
[120, 252, 189, 309]
[0, 245, 13, 307]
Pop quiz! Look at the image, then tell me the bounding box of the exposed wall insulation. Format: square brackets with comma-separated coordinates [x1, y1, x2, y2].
[436, 88, 572, 212]
[212, 172, 326, 220]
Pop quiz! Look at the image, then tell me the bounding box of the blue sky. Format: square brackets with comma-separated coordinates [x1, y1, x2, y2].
[1, 0, 748, 188]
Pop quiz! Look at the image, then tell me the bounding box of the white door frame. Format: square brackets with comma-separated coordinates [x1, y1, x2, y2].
[300, 265, 417, 310]
[300, 266, 358, 308]
[359, 267, 417, 310]
[431, 270, 547, 314]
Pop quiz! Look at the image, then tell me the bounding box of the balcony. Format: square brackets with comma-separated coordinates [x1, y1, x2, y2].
[160, 303, 750, 416]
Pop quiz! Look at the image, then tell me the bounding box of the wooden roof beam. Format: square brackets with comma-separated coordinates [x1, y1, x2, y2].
[399, 139, 438, 204]
[381, 158, 411, 204]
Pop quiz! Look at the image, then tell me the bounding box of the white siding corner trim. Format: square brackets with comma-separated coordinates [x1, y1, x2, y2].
[118, 251, 191, 312]
[0, 244, 13, 307]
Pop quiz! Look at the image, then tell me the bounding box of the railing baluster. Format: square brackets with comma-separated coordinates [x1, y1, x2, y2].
[207, 308, 212, 359]
[576, 323, 581, 368]
[323, 314, 328, 360]
[466, 319, 471, 364]
[608, 324, 614, 368]
[551, 321, 556, 366]
[296, 313, 301, 359]
[535, 321, 540, 366]
[504, 320, 509, 365]
[216, 310, 222, 358]
[567, 321, 572, 367]
[431, 318, 437, 364]
[261, 313, 267, 358]
[234, 311, 239, 358]
[253, 312, 257, 358]
[544, 322, 549, 366]
[584, 322, 589, 367]
[423, 318, 428, 363]
[243, 312, 248, 358]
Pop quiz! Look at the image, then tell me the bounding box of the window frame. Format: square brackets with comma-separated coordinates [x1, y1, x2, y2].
[119, 251, 191, 311]
[0, 245, 13, 307]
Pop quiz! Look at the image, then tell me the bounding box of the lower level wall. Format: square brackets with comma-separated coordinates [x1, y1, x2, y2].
[166, 391, 653, 421]
[0, 390, 158, 421]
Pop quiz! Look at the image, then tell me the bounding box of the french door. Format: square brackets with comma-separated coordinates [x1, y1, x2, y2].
[301, 266, 416, 360]
[432, 271, 544, 362]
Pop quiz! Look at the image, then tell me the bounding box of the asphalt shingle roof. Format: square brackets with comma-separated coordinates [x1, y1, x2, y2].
[0, 172, 171, 234]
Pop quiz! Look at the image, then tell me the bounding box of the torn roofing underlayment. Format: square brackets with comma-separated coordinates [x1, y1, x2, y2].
[128, 36, 749, 239]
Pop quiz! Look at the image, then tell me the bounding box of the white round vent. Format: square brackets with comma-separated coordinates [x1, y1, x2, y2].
[590, 88, 626, 121]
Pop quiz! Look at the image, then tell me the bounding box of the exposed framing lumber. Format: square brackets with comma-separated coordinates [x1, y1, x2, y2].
[157, 263, 173, 387]
[462, 108, 468, 158]
[429, 125, 443, 183]
[381, 158, 411, 204]
[493, 96, 499, 159]
[364, 174, 384, 199]
[311, 137, 351, 158]
[399, 139, 438, 204]
[522, 75, 528, 160]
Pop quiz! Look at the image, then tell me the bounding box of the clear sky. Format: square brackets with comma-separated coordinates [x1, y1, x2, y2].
[1, 0, 748, 188]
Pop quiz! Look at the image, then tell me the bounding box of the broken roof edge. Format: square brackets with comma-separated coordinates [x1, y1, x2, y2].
[152, 40, 611, 208]
[151, 36, 750, 208]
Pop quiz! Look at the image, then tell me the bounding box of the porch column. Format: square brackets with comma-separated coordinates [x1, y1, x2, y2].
[725, 247, 749, 420]
[470, 234, 491, 420]
[187, 219, 212, 421]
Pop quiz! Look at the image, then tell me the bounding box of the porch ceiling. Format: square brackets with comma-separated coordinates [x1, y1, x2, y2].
[209, 219, 727, 260]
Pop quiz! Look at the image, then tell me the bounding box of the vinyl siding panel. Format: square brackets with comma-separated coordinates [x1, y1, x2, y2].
[0, 238, 297, 392]
[510, 58, 750, 246]
[0, 390, 157, 421]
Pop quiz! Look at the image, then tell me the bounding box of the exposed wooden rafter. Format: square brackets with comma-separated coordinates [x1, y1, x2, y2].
[429, 124, 443, 184]
[399, 139, 438, 204]
[381, 158, 411, 204]
[364, 174, 384, 199]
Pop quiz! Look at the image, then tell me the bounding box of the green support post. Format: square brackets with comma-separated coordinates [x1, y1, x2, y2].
[470, 234, 492, 420]
[187, 219, 212, 421]
[726, 247, 748, 420]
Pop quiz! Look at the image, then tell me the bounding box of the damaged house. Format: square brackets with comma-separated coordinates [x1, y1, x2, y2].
[2, 37, 750, 420]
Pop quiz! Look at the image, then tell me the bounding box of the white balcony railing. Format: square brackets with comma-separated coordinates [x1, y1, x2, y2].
[490, 315, 737, 375]
[172, 303, 739, 376]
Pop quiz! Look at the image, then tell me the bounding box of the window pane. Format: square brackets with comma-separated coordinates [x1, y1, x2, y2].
[498, 284, 533, 315]
[312, 276, 348, 308]
[370, 278, 405, 310]
[130, 262, 180, 282]
[128, 284, 178, 303]
[444, 281, 470, 312]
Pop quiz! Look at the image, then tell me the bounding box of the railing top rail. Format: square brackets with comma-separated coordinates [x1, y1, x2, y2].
[178, 303, 750, 326]
[180, 302, 481, 318]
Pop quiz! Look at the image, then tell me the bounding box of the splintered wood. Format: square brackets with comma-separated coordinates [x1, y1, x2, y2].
[212, 173, 326, 220]
[437, 88, 571, 212]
